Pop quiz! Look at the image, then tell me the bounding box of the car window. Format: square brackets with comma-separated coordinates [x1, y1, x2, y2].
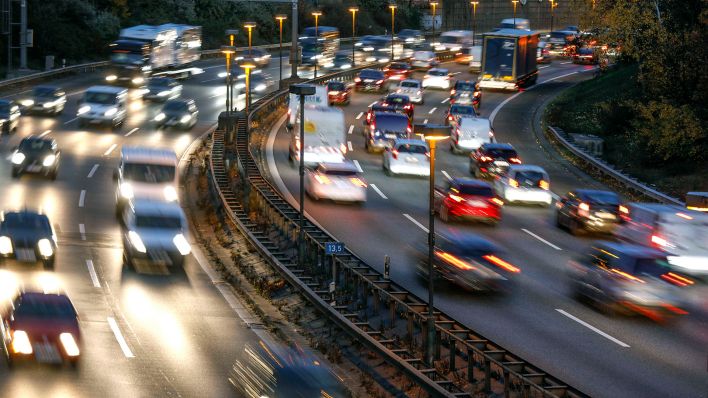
[632, 257, 671, 278]
[400, 81, 419, 88]
[513, 170, 546, 187]
[584, 191, 620, 205]
[14, 294, 75, 318]
[19, 139, 53, 152]
[2, 213, 50, 231]
[390, 63, 409, 70]
[374, 114, 408, 132]
[455, 82, 476, 91]
[123, 163, 176, 183]
[457, 184, 494, 196]
[322, 169, 358, 177]
[396, 144, 427, 154]
[451, 105, 476, 116]
[135, 215, 182, 229]
[33, 87, 57, 97]
[328, 82, 345, 91]
[164, 102, 188, 112]
[360, 70, 384, 79]
[429, 70, 448, 76]
[386, 96, 408, 105]
[84, 92, 117, 105]
[484, 148, 517, 158]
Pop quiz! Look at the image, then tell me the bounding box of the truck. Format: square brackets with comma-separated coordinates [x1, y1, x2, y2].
[479, 29, 539, 91]
[287, 84, 328, 128]
[106, 24, 202, 86]
[299, 26, 340, 68]
[289, 105, 346, 167]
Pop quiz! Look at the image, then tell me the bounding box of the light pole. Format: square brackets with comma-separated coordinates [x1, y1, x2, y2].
[550, 0, 556, 32]
[244, 22, 256, 53]
[220, 45, 236, 115]
[312, 11, 322, 78]
[275, 15, 287, 84]
[418, 123, 450, 367]
[290, 84, 317, 271]
[241, 62, 255, 114]
[512, 0, 519, 28]
[349, 7, 359, 67]
[470, 1, 478, 46]
[389, 4, 397, 62]
[430, 1, 439, 50]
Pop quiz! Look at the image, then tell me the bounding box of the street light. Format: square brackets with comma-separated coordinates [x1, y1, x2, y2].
[244, 22, 256, 53]
[349, 7, 359, 67]
[550, 0, 558, 32]
[220, 45, 236, 115]
[312, 11, 322, 78]
[430, 1, 439, 50]
[417, 123, 450, 367]
[389, 4, 397, 62]
[225, 29, 239, 47]
[512, 0, 519, 28]
[275, 15, 287, 84]
[241, 62, 256, 114]
[470, 1, 478, 46]
[289, 84, 317, 272]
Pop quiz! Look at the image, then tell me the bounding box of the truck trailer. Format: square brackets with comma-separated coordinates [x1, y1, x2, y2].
[289, 105, 346, 167]
[479, 29, 539, 91]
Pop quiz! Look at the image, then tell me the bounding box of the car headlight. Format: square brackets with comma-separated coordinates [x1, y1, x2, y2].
[254, 84, 266, 92]
[104, 108, 118, 117]
[120, 182, 134, 199]
[173, 234, 191, 256]
[59, 333, 80, 357]
[11, 152, 25, 165]
[158, 90, 171, 97]
[106, 75, 118, 82]
[42, 101, 55, 108]
[154, 112, 166, 122]
[341, 64, 351, 69]
[180, 114, 191, 124]
[20, 99, 34, 107]
[11, 330, 33, 354]
[43, 154, 57, 166]
[218, 71, 228, 78]
[310, 56, 317, 60]
[163, 185, 178, 202]
[128, 231, 146, 253]
[254, 57, 262, 62]
[37, 238, 54, 257]
[77, 105, 91, 115]
[132, 77, 144, 85]
[0, 236, 13, 254]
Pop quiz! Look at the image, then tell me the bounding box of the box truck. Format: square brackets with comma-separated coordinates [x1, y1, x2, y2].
[479, 29, 539, 91]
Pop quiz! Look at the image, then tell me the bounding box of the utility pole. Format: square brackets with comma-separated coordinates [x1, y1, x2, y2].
[19, 0, 26, 69]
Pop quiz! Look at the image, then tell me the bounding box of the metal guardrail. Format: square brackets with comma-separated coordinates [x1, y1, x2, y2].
[207, 55, 589, 397]
[547, 126, 684, 206]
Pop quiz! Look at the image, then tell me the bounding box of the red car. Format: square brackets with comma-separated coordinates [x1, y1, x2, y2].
[326, 81, 351, 105]
[434, 178, 503, 225]
[383, 62, 412, 82]
[572, 47, 598, 64]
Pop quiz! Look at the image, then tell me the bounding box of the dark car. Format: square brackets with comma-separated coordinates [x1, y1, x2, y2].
[450, 80, 482, 109]
[355, 69, 387, 93]
[572, 47, 598, 64]
[434, 178, 503, 225]
[381, 93, 414, 119]
[416, 233, 519, 292]
[20, 86, 67, 116]
[1, 291, 81, 366]
[10, 135, 60, 179]
[365, 112, 411, 153]
[236, 48, 271, 67]
[383, 62, 412, 81]
[445, 103, 478, 127]
[0, 210, 57, 269]
[0, 99, 20, 134]
[364, 102, 406, 130]
[142, 77, 182, 102]
[556, 189, 623, 235]
[469, 143, 521, 179]
[397, 29, 424, 46]
[332, 52, 354, 71]
[326, 81, 351, 105]
[154, 99, 199, 130]
[234, 72, 275, 100]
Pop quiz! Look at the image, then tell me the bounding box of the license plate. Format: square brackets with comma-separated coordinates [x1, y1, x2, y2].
[16, 248, 36, 262]
[467, 200, 487, 207]
[34, 342, 61, 363]
[494, 161, 509, 166]
[385, 134, 397, 139]
[405, 157, 418, 163]
[460, 93, 469, 97]
[596, 212, 616, 219]
[364, 79, 374, 83]
[27, 165, 42, 172]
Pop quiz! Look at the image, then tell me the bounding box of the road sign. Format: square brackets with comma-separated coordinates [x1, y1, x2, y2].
[325, 242, 345, 255]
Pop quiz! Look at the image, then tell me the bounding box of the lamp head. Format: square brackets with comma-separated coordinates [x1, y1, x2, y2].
[244, 22, 256, 29]
[416, 124, 450, 141]
[275, 14, 287, 21]
[289, 84, 316, 96]
[349, 7, 359, 13]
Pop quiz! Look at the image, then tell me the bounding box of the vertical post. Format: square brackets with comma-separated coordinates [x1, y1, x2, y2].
[245, 67, 251, 114]
[384, 255, 390, 279]
[471, 2, 478, 47]
[19, 0, 25, 69]
[277, 17, 285, 82]
[298, 94, 306, 269]
[349, 8, 358, 67]
[389, 5, 396, 61]
[6, 0, 12, 75]
[426, 138, 437, 367]
[431, 2, 437, 50]
[225, 54, 231, 114]
[291, 0, 298, 78]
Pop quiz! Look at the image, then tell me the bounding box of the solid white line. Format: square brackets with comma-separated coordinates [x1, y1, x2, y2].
[353, 159, 363, 172]
[124, 127, 139, 137]
[423, 119, 428, 124]
[441, 98, 450, 104]
[103, 144, 117, 156]
[369, 101, 377, 107]
[539, 65, 551, 69]
[107, 317, 135, 357]
[441, 170, 452, 180]
[39, 130, 51, 138]
[370, 184, 388, 199]
[521, 228, 562, 250]
[87, 164, 99, 178]
[347, 141, 353, 151]
[63, 117, 77, 125]
[79, 224, 86, 241]
[78, 190, 86, 208]
[86, 259, 100, 288]
[355, 112, 363, 120]
[560, 61, 572, 64]
[556, 309, 630, 348]
[348, 125, 354, 134]
[428, 107, 437, 114]
[403, 213, 429, 233]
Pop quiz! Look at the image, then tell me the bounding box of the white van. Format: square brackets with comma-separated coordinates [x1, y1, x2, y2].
[468, 46, 483, 72]
[77, 86, 128, 129]
[438, 30, 474, 52]
[289, 105, 346, 167]
[287, 85, 328, 128]
[450, 117, 494, 154]
[115, 146, 179, 213]
[499, 18, 531, 31]
[616, 203, 708, 277]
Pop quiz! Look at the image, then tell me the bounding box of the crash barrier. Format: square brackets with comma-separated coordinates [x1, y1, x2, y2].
[207, 54, 590, 397]
[548, 126, 684, 206]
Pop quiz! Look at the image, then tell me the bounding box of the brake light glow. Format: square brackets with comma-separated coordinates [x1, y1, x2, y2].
[438, 251, 475, 270]
[482, 255, 520, 273]
[660, 272, 695, 287]
[391, 149, 399, 159]
[315, 175, 331, 184]
[376, 80, 384, 84]
[355, 77, 361, 82]
[509, 179, 519, 188]
[539, 180, 549, 190]
[651, 234, 668, 247]
[451, 89, 456, 95]
[676, 212, 693, 220]
[619, 205, 629, 215]
[579, 202, 590, 211]
[448, 194, 464, 203]
[509, 157, 521, 164]
[448, 115, 454, 120]
[406, 126, 412, 134]
[661, 303, 689, 315]
[350, 177, 367, 187]
[491, 198, 504, 206]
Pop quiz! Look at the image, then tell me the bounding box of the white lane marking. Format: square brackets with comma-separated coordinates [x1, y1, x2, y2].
[87, 164, 99, 178]
[441, 98, 450, 104]
[370, 184, 388, 199]
[556, 309, 630, 348]
[355, 112, 364, 120]
[39, 130, 52, 138]
[369, 101, 377, 107]
[63, 117, 77, 125]
[79, 224, 86, 241]
[423, 119, 428, 124]
[348, 125, 354, 134]
[86, 259, 100, 288]
[347, 141, 353, 151]
[103, 144, 117, 156]
[560, 61, 572, 64]
[200, 77, 222, 83]
[539, 65, 551, 69]
[441, 170, 452, 180]
[521, 228, 562, 250]
[78, 190, 86, 208]
[208, 93, 222, 99]
[124, 127, 139, 137]
[428, 107, 437, 114]
[353, 160, 363, 172]
[107, 317, 135, 358]
[403, 213, 429, 233]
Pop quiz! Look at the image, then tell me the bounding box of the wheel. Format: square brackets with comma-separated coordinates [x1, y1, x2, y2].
[555, 212, 564, 228]
[50, 168, 58, 181]
[569, 219, 584, 236]
[440, 205, 450, 222]
[172, 256, 185, 268]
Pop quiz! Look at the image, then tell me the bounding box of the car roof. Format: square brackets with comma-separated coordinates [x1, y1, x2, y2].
[592, 241, 666, 259]
[481, 143, 515, 150]
[385, 94, 410, 101]
[86, 85, 127, 94]
[508, 164, 547, 173]
[400, 79, 421, 85]
[359, 69, 383, 74]
[429, 68, 448, 73]
[438, 232, 498, 252]
[317, 161, 360, 173]
[121, 146, 177, 164]
[373, 111, 408, 120]
[450, 104, 476, 111]
[130, 199, 185, 218]
[394, 138, 427, 146]
[458, 117, 490, 129]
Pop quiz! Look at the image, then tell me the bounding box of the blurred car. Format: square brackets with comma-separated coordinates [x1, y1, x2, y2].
[445, 103, 478, 127]
[395, 79, 424, 104]
[364, 103, 399, 131]
[455, 47, 474, 64]
[305, 161, 367, 203]
[383, 62, 412, 81]
[450, 80, 481, 108]
[568, 241, 690, 321]
[422, 68, 451, 90]
[0, 99, 20, 134]
[397, 29, 424, 46]
[434, 178, 503, 225]
[411, 51, 438, 70]
[121, 199, 191, 268]
[365, 112, 411, 153]
[417, 233, 519, 291]
[326, 81, 351, 106]
[468, 46, 483, 72]
[142, 77, 182, 102]
[537, 41, 552, 64]
[354, 69, 387, 93]
[235, 71, 275, 99]
[332, 51, 354, 71]
[236, 48, 271, 67]
[10, 135, 60, 179]
[556, 189, 623, 235]
[450, 117, 494, 154]
[381, 93, 414, 119]
[0, 210, 57, 269]
[383, 139, 429, 177]
[470, 143, 521, 179]
[19, 86, 67, 116]
[572, 47, 598, 64]
[1, 291, 81, 366]
[115, 146, 179, 213]
[494, 165, 552, 206]
[154, 99, 199, 130]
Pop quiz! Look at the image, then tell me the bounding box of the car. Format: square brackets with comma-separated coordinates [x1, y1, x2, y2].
[422, 68, 451, 90]
[568, 241, 690, 321]
[445, 103, 478, 127]
[450, 117, 494, 154]
[305, 161, 367, 203]
[383, 62, 412, 81]
[434, 178, 503, 224]
[383, 139, 429, 177]
[354, 69, 387, 93]
[450, 80, 482, 109]
[454, 47, 474, 64]
[572, 47, 598, 64]
[142, 77, 182, 102]
[494, 165, 552, 206]
[76, 86, 127, 129]
[234, 72, 275, 99]
[10, 135, 60, 179]
[332, 52, 354, 71]
[19, 86, 67, 116]
[326, 81, 351, 106]
[115, 146, 179, 214]
[1, 291, 81, 366]
[365, 112, 412, 153]
[397, 29, 424, 46]
[121, 199, 191, 269]
[469, 143, 521, 179]
[556, 189, 623, 235]
[0, 99, 20, 134]
[0, 210, 57, 269]
[411, 51, 438, 70]
[537, 41, 552, 64]
[154, 99, 199, 130]
[381, 93, 414, 119]
[364, 102, 406, 130]
[394, 79, 424, 104]
[416, 233, 519, 292]
[236, 48, 271, 67]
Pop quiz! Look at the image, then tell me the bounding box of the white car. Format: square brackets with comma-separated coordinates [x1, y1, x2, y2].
[305, 162, 367, 203]
[115, 146, 179, 214]
[451, 117, 494, 154]
[383, 139, 430, 177]
[411, 51, 438, 70]
[494, 165, 553, 206]
[422, 68, 451, 90]
[395, 79, 424, 104]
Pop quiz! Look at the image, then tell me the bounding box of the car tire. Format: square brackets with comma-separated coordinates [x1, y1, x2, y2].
[50, 169, 58, 181]
[172, 256, 185, 268]
[555, 212, 564, 229]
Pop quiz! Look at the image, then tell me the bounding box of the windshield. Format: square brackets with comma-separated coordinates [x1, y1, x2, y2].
[390, 63, 409, 70]
[513, 170, 545, 187]
[84, 92, 117, 105]
[375, 114, 408, 132]
[400, 81, 419, 88]
[2, 213, 50, 231]
[110, 52, 144, 65]
[429, 70, 447, 77]
[164, 102, 188, 112]
[632, 258, 671, 278]
[451, 105, 476, 116]
[33, 87, 57, 98]
[19, 140, 52, 153]
[15, 294, 75, 318]
[579, 48, 594, 55]
[148, 78, 172, 87]
[334, 54, 350, 62]
[123, 163, 176, 183]
[135, 215, 182, 229]
[322, 169, 358, 177]
[458, 185, 494, 196]
[455, 82, 476, 91]
[386, 96, 408, 105]
[584, 191, 620, 205]
[440, 36, 461, 44]
[399, 30, 418, 37]
[360, 70, 384, 79]
[396, 144, 427, 154]
[485, 148, 517, 158]
[327, 82, 345, 91]
[0, 104, 10, 113]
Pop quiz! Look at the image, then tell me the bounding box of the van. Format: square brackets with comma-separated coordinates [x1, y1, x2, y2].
[499, 18, 530, 31]
[115, 146, 179, 213]
[438, 30, 474, 52]
[77, 86, 128, 129]
[450, 116, 494, 154]
[616, 203, 708, 277]
[468, 46, 483, 72]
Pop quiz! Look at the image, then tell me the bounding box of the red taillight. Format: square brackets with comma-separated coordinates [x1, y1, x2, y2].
[509, 157, 521, 164]
[370, 122, 376, 130]
[404, 104, 411, 110]
[578, 202, 590, 216]
[355, 77, 361, 82]
[376, 80, 384, 84]
[448, 194, 464, 203]
[448, 115, 453, 121]
[366, 112, 372, 122]
[483, 254, 520, 273]
[383, 68, 389, 72]
[660, 272, 695, 287]
[480, 156, 493, 162]
[391, 149, 398, 159]
[651, 234, 668, 248]
[451, 89, 456, 95]
[406, 126, 412, 134]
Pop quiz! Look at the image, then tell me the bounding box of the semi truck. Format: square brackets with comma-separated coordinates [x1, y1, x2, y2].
[287, 84, 328, 128]
[289, 105, 346, 167]
[478, 29, 539, 91]
[106, 24, 202, 86]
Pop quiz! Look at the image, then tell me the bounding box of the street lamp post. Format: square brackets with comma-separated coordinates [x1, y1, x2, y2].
[244, 22, 256, 53]
[550, 0, 556, 32]
[241, 62, 255, 114]
[275, 15, 287, 84]
[220, 45, 236, 115]
[389, 4, 397, 62]
[349, 7, 359, 67]
[430, 1, 439, 50]
[289, 84, 317, 271]
[512, 0, 519, 28]
[312, 11, 322, 79]
[470, 1, 478, 46]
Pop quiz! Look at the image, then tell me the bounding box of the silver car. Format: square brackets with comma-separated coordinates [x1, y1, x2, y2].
[395, 79, 424, 104]
[305, 161, 367, 203]
[450, 116, 494, 154]
[383, 139, 430, 177]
